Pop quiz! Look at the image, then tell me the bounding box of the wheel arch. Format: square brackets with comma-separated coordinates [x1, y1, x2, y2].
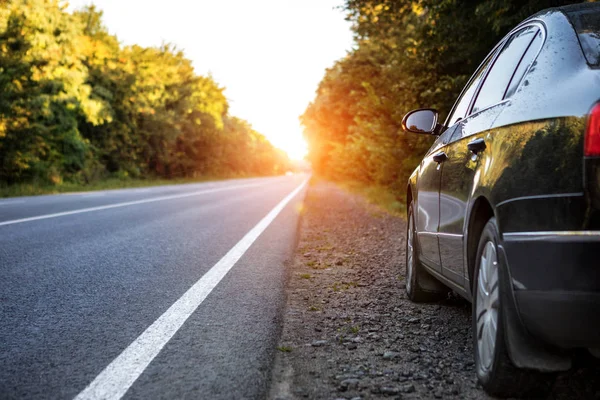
[466, 196, 495, 295]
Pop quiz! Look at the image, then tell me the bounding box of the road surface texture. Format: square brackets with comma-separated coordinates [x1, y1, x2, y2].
[1, 175, 308, 400]
[268, 181, 600, 400]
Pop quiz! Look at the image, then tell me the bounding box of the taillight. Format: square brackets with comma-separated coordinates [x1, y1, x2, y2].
[585, 103, 600, 157]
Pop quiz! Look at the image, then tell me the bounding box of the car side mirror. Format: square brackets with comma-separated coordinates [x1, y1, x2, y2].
[402, 109, 440, 135]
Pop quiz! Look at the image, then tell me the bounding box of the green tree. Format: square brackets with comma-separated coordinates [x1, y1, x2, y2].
[0, 0, 105, 184]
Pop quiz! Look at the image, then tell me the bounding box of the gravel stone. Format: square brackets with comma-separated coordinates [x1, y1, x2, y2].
[339, 378, 360, 391]
[400, 383, 415, 393]
[382, 351, 399, 360]
[379, 386, 399, 395]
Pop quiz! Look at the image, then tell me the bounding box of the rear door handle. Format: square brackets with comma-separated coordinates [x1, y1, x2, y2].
[433, 152, 448, 163]
[468, 138, 486, 154]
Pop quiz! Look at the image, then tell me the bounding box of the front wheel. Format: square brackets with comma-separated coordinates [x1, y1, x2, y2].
[473, 217, 552, 398]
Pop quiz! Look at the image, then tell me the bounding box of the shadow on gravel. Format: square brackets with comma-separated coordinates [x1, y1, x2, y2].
[434, 292, 600, 399]
[437, 295, 600, 399]
[438, 293, 471, 309]
[431, 293, 600, 400]
[269, 182, 600, 400]
[548, 353, 600, 399]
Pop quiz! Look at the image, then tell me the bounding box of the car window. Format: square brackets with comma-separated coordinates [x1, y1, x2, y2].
[505, 29, 544, 99]
[565, 5, 600, 66]
[439, 124, 460, 146]
[471, 26, 539, 114]
[449, 123, 463, 143]
[445, 50, 498, 126]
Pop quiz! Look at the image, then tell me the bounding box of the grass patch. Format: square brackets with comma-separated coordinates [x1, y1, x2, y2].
[337, 180, 406, 217]
[277, 346, 293, 353]
[316, 244, 335, 251]
[307, 261, 329, 270]
[299, 273, 313, 279]
[308, 305, 321, 312]
[332, 281, 358, 292]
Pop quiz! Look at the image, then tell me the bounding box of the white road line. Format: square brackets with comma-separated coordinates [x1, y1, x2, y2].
[81, 193, 107, 197]
[74, 178, 308, 400]
[0, 182, 267, 227]
[0, 200, 26, 206]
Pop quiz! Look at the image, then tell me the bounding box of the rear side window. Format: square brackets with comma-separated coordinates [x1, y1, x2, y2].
[505, 30, 544, 99]
[472, 26, 539, 114]
[566, 5, 600, 66]
[445, 51, 497, 126]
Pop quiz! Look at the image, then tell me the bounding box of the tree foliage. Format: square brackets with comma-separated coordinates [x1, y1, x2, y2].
[302, 0, 591, 195]
[0, 0, 289, 187]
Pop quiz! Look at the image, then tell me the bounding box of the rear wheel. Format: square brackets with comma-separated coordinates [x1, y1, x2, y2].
[405, 203, 448, 302]
[473, 217, 552, 398]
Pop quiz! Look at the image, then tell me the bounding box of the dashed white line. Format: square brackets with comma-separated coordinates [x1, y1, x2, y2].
[0, 182, 267, 227]
[74, 178, 308, 400]
[0, 200, 26, 206]
[80, 193, 107, 197]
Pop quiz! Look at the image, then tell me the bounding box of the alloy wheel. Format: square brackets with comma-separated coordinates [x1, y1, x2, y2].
[476, 240, 500, 373]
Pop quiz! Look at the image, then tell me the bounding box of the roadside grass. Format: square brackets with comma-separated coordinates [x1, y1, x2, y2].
[322, 179, 406, 217]
[306, 261, 330, 270]
[316, 243, 335, 251]
[0, 174, 259, 198]
[331, 281, 358, 292]
[277, 346, 293, 353]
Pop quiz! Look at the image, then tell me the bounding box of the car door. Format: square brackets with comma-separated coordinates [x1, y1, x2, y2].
[415, 130, 453, 271]
[415, 53, 496, 272]
[416, 45, 501, 283]
[438, 26, 541, 286]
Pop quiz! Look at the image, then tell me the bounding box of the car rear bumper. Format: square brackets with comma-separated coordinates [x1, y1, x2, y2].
[503, 231, 600, 348]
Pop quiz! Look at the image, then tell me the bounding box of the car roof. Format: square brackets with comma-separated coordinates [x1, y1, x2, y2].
[524, 2, 600, 24]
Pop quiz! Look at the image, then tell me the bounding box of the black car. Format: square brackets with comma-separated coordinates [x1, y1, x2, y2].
[402, 3, 600, 397]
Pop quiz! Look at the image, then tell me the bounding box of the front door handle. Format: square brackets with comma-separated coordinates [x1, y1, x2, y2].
[468, 138, 487, 154]
[433, 152, 448, 163]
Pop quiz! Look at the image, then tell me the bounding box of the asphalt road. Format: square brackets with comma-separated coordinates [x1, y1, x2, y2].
[0, 175, 308, 400]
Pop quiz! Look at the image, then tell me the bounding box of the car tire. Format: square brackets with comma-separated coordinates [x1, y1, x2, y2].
[473, 217, 552, 398]
[405, 203, 448, 302]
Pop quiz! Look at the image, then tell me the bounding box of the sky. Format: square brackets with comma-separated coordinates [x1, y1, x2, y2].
[66, 0, 355, 160]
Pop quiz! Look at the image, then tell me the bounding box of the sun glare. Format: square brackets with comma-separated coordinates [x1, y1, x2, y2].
[284, 136, 309, 161]
[267, 129, 308, 161]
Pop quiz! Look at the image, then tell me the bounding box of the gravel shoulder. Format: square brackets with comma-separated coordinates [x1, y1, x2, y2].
[268, 181, 600, 400]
